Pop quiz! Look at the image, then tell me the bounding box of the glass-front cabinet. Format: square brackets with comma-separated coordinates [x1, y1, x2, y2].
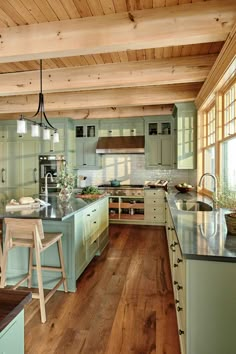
[145, 116, 175, 169]
[75, 120, 102, 169]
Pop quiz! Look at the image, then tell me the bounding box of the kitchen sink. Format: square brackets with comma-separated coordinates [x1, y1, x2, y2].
[175, 200, 213, 212]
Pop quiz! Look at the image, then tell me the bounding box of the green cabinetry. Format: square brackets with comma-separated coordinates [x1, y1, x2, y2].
[144, 188, 166, 225]
[75, 120, 101, 169]
[0, 311, 24, 354]
[145, 116, 175, 169]
[174, 102, 197, 169]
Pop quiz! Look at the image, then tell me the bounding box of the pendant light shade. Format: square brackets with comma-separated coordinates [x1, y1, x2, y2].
[31, 123, 40, 137]
[43, 128, 50, 140]
[17, 116, 27, 134]
[17, 60, 59, 143]
[53, 131, 59, 143]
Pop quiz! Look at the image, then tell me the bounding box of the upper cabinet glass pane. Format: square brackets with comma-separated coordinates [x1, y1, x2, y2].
[160, 122, 171, 135]
[75, 126, 84, 138]
[87, 125, 96, 137]
[148, 123, 157, 135]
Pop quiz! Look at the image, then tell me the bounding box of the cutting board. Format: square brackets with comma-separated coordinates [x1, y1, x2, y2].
[75, 194, 105, 199]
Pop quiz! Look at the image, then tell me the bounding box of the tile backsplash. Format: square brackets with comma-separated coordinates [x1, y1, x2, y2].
[76, 154, 197, 188]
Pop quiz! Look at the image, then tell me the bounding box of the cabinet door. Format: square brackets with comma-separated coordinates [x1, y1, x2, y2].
[146, 135, 173, 168]
[0, 311, 24, 354]
[5, 141, 22, 199]
[76, 138, 99, 168]
[21, 140, 40, 196]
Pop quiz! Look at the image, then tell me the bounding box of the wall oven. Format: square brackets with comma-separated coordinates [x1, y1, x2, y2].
[39, 155, 66, 194]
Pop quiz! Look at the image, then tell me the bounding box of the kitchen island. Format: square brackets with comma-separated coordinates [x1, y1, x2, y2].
[0, 289, 31, 353]
[166, 191, 236, 354]
[0, 195, 109, 292]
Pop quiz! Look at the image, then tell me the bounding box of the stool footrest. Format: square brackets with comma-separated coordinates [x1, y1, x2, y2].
[12, 274, 30, 290]
[32, 265, 64, 272]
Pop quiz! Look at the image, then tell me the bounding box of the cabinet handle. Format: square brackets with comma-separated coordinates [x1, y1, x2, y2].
[177, 306, 183, 312]
[34, 168, 37, 183]
[179, 330, 184, 335]
[1, 168, 5, 183]
[92, 209, 96, 212]
[174, 280, 178, 285]
[83, 163, 87, 165]
[93, 221, 97, 224]
[175, 299, 180, 304]
[171, 227, 175, 231]
[174, 263, 178, 268]
[87, 214, 90, 217]
[173, 241, 178, 245]
[177, 258, 183, 263]
[177, 285, 183, 291]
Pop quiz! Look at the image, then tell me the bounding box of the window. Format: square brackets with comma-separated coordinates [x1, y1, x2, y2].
[200, 77, 236, 194]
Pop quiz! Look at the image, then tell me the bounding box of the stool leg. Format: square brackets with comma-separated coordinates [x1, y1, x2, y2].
[28, 248, 33, 288]
[57, 238, 68, 293]
[34, 246, 46, 323]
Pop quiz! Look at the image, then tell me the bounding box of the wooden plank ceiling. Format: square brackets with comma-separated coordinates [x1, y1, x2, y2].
[0, 0, 235, 120]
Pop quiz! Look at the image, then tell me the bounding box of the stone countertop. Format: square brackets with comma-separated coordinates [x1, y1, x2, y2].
[0, 289, 31, 332]
[0, 195, 108, 221]
[166, 190, 236, 262]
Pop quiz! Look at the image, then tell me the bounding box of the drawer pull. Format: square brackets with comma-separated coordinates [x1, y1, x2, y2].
[177, 258, 183, 263]
[87, 214, 90, 217]
[93, 221, 97, 224]
[171, 227, 175, 231]
[173, 241, 178, 246]
[92, 209, 96, 212]
[177, 285, 183, 291]
[174, 263, 178, 268]
[174, 280, 178, 285]
[175, 299, 179, 304]
[179, 330, 184, 335]
[177, 306, 183, 312]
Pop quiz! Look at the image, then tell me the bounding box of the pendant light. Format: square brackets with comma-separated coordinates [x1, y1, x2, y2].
[17, 60, 59, 143]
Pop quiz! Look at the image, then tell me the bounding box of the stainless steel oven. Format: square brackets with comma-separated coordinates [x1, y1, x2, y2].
[39, 155, 66, 194]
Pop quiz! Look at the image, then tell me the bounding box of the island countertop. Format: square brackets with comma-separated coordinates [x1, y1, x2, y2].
[166, 191, 236, 262]
[0, 195, 108, 221]
[0, 289, 31, 333]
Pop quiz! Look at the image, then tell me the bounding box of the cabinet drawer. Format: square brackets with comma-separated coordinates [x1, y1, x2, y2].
[144, 189, 165, 199]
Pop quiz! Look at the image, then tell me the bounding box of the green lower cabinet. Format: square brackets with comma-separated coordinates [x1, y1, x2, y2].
[0, 311, 24, 354]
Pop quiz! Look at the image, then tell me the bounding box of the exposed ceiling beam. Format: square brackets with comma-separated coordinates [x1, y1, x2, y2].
[0, 54, 217, 96]
[0, 1, 235, 63]
[0, 105, 174, 120]
[0, 83, 202, 113]
[195, 23, 236, 109]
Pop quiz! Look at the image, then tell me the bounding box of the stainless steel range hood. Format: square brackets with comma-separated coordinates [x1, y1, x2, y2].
[96, 136, 145, 154]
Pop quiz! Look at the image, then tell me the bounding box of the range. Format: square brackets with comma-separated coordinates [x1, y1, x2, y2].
[98, 184, 144, 196]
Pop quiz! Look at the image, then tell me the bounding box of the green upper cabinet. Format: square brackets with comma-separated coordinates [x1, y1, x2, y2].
[75, 120, 101, 169]
[144, 116, 175, 169]
[174, 102, 197, 169]
[99, 118, 144, 137]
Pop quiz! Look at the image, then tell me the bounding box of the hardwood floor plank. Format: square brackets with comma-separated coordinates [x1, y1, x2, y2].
[24, 224, 180, 354]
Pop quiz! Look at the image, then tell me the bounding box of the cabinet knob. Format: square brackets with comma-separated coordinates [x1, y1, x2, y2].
[87, 214, 90, 217]
[177, 306, 183, 312]
[174, 263, 178, 268]
[175, 299, 179, 304]
[177, 285, 183, 291]
[174, 280, 178, 285]
[177, 258, 183, 263]
[179, 330, 184, 336]
[94, 221, 97, 224]
[170, 244, 176, 252]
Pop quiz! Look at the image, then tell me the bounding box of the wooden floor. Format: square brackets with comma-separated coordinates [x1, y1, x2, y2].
[24, 224, 180, 354]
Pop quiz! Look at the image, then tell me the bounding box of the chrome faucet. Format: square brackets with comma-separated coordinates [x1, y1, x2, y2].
[198, 173, 218, 198]
[45, 172, 53, 196]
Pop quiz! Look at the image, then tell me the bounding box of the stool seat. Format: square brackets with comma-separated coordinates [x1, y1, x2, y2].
[0, 218, 68, 323]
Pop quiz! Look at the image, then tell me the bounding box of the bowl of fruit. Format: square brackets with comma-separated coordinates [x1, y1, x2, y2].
[175, 183, 194, 193]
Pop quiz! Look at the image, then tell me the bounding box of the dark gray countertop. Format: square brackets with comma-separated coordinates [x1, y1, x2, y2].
[0, 195, 108, 221]
[166, 191, 236, 262]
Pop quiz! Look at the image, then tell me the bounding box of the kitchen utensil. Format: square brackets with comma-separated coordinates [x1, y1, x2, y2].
[110, 179, 120, 187]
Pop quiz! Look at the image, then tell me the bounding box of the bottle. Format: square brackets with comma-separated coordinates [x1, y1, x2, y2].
[130, 208, 134, 215]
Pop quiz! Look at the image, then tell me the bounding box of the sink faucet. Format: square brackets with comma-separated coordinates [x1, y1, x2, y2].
[198, 173, 218, 198]
[45, 172, 53, 196]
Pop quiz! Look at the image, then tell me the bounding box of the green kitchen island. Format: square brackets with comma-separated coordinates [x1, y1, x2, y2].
[0, 195, 109, 292]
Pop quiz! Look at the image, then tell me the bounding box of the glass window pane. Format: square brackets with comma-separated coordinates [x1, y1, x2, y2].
[220, 137, 236, 192]
[204, 146, 215, 191]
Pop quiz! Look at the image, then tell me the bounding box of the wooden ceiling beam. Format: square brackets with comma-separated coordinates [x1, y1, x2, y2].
[0, 83, 202, 113]
[0, 54, 217, 96]
[0, 1, 235, 63]
[0, 105, 174, 120]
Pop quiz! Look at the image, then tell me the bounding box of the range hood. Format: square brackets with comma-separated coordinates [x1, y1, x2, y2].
[96, 136, 145, 154]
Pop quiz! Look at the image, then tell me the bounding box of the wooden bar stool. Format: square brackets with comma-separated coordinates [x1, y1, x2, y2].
[0, 218, 68, 323]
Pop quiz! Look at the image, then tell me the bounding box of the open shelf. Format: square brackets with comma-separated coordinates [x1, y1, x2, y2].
[109, 195, 144, 222]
